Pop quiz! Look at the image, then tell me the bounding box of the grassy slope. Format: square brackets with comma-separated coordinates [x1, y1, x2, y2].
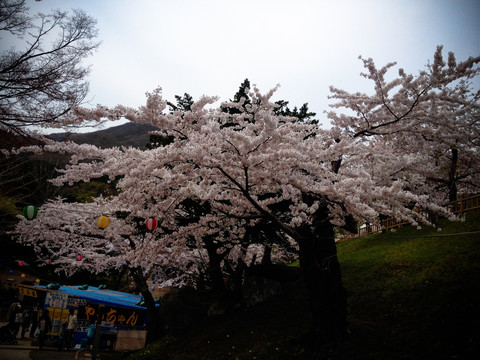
[337, 210, 480, 359]
[126, 210, 480, 360]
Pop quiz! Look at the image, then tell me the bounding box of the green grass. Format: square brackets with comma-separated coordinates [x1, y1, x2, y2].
[122, 211, 480, 360]
[337, 211, 480, 359]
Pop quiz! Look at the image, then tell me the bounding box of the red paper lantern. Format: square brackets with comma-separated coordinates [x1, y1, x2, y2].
[45, 259, 51, 265]
[76, 255, 83, 261]
[18, 260, 24, 267]
[145, 218, 158, 231]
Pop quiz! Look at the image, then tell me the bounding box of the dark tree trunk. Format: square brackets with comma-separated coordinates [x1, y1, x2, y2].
[261, 243, 272, 265]
[129, 267, 165, 344]
[298, 207, 347, 358]
[203, 236, 227, 292]
[113, 266, 128, 290]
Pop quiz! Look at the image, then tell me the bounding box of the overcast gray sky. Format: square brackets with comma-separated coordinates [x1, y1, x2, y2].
[24, 0, 480, 129]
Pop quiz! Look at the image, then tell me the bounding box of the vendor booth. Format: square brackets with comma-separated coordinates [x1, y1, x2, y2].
[18, 284, 148, 351]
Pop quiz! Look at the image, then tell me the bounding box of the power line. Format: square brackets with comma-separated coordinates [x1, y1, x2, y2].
[376, 230, 480, 240]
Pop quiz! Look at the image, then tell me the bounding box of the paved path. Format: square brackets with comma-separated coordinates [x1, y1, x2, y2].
[0, 347, 79, 360]
[0, 338, 86, 360]
[0, 323, 103, 360]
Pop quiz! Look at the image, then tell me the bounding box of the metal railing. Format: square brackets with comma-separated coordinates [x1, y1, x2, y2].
[342, 194, 480, 240]
[445, 194, 480, 216]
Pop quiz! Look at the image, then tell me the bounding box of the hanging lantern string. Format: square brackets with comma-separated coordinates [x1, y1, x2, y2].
[1, 208, 116, 219]
[16, 203, 170, 220]
[14, 195, 240, 222]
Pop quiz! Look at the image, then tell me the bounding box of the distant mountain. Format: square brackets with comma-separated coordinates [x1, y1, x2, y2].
[48, 122, 158, 149]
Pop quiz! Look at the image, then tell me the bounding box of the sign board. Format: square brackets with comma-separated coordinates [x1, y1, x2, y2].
[45, 292, 68, 309]
[19, 286, 37, 298]
[77, 303, 145, 328]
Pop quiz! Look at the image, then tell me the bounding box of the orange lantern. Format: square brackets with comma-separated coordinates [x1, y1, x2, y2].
[97, 215, 111, 229]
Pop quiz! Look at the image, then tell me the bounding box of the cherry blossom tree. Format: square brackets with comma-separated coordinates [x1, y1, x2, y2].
[7, 47, 479, 355]
[12, 197, 170, 337]
[12, 189, 295, 340]
[328, 46, 480, 203]
[7, 88, 438, 349]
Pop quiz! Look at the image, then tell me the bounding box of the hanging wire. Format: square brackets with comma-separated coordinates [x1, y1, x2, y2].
[370, 230, 480, 239]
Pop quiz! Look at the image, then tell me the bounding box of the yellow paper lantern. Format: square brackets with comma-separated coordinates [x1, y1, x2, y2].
[21, 273, 25, 278]
[97, 215, 111, 229]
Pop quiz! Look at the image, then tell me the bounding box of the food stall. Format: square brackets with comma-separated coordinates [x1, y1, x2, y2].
[18, 283, 148, 351]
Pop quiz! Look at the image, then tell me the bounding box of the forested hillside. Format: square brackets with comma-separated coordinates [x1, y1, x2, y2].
[47, 122, 157, 149]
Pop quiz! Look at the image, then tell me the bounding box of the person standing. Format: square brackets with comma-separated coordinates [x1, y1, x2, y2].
[29, 303, 39, 338]
[65, 309, 78, 350]
[57, 322, 67, 351]
[8, 298, 21, 327]
[86, 319, 96, 352]
[14, 306, 23, 339]
[21, 308, 31, 339]
[38, 310, 52, 350]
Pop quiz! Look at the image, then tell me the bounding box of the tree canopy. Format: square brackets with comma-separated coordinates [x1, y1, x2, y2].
[328, 46, 480, 202]
[9, 48, 480, 282]
[0, 0, 100, 137]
